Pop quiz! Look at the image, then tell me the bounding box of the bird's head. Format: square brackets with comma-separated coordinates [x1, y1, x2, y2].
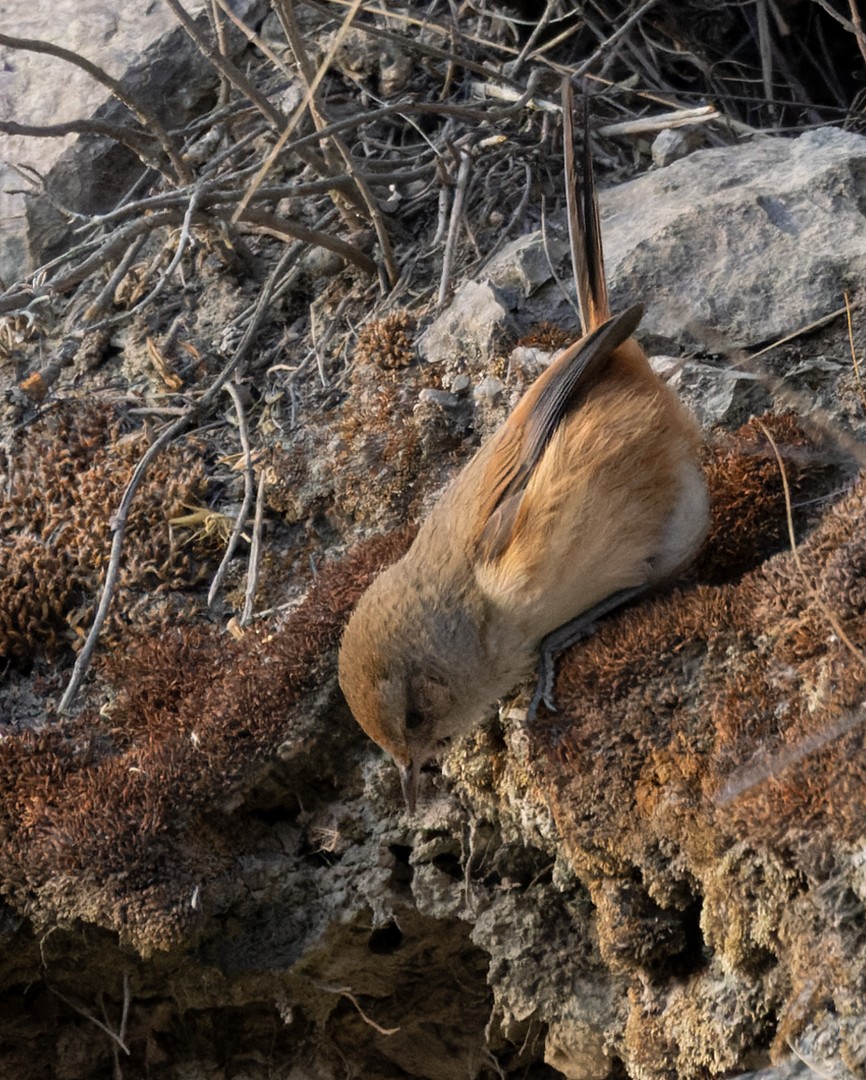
[337, 569, 467, 813]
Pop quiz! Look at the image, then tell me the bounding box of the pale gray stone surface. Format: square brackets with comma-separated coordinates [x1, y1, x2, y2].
[0, 0, 188, 283]
[417, 280, 518, 365]
[601, 127, 866, 349]
[483, 128, 866, 353]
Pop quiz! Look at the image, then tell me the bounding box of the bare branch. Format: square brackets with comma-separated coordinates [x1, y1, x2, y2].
[207, 382, 256, 608]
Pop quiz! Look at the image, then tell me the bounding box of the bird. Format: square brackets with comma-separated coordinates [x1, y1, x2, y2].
[338, 96, 709, 814]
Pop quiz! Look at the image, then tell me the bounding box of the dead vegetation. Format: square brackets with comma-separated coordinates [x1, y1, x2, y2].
[1, 3, 866, 1077]
[2, 0, 865, 707]
[0, 526, 414, 952]
[0, 401, 208, 665]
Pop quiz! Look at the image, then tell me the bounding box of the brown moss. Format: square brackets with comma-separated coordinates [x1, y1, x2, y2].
[0, 526, 415, 952]
[515, 323, 574, 352]
[259, 442, 313, 522]
[353, 310, 415, 370]
[0, 400, 209, 666]
[335, 347, 435, 527]
[693, 411, 832, 585]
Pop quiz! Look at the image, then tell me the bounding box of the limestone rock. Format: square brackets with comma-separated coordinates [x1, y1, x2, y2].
[489, 129, 866, 353]
[600, 127, 866, 349]
[417, 280, 518, 366]
[0, 0, 267, 280]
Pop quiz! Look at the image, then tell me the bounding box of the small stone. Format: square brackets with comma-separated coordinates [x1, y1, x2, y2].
[473, 375, 505, 403]
[649, 354, 683, 380]
[418, 281, 518, 366]
[416, 388, 459, 410]
[651, 127, 699, 167]
[510, 345, 553, 377]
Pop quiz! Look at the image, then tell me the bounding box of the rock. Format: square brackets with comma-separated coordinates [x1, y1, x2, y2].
[490, 129, 866, 352]
[510, 344, 553, 380]
[417, 280, 518, 366]
[417, 387, 460, 411]
[601, 127, 866, 349]
[473, 374, 505, 403]
[651, 126, 703, 167]
[545, 1019, 614, 1080]
[485, 230, 569, 307]
[0, 0, 267, 280]
[669, 362, 770, 428]
[0, 0, 176, 283]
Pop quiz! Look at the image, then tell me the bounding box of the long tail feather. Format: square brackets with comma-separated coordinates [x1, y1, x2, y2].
[562, 79, 610, 334]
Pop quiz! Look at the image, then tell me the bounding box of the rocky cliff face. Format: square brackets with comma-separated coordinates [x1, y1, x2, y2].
[2, 3, 866, 1078]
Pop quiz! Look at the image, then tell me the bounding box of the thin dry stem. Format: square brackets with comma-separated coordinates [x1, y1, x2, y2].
[242, 469, 267, 626]
[316, 984, 400, 1036]
[50, 979, 131, 1056]
[742, 305, 849, 363]
[208, 383, 256, 609]
[239, 207, 376, 276]
[844, 291, 866, 413]
[232, 0, 365, 223]
[59, 246, 292, 711]
[437, 147, 473, 309]
[271, 0, 397, 286]
[574, 0, 660, 77]
[597, 105, 718, 136]
[848, 0, 866, 68]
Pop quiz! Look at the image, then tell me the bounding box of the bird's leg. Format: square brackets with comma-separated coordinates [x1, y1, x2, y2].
[528, 586, 648, 719]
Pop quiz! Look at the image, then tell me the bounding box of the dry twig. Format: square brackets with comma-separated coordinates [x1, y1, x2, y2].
[242, 469, 267, 625]
[58, 244, 294, 712]
[437, 146, 473, 309]
[207, 383, 256, 609]
[844, 291, 866, 414]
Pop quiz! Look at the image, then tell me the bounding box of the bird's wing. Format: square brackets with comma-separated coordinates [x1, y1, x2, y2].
[474, 304, 643, 561]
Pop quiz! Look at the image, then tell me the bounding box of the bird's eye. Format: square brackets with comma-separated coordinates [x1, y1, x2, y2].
[406, 707, 426, 731]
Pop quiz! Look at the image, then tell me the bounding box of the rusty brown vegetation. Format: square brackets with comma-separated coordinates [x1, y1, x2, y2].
[0, 526, 415, 951]
[1, 400, 857, 975]
[0, 401, 208, 664]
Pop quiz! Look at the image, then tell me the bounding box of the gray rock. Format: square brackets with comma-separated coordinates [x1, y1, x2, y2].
[601, 127, 866, 349]
[484, 230, 569, 306]
[670, 362, 770, 428]
[651, 126, 703, 167]
[545, 1017, 615, 1080]
[508, 129, 866, 352]
[417, 387, 460, 411]
[0, 0, 267, 281]
[473, 374, 505, 403]
[417, 280, 518, 366]
[0, 0, 180, 284]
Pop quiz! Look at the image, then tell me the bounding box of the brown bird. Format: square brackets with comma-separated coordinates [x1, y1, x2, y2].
[338, 100, 709, 813]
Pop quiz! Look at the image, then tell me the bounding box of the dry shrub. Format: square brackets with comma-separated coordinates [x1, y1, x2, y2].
[694, 411, 832, 584]
[353, 311, 415, 370]
[515, 323, 574, 351]
[334, 319, 433, 527]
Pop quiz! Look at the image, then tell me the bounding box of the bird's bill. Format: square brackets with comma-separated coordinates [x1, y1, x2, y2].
[398, 759, 420, 814]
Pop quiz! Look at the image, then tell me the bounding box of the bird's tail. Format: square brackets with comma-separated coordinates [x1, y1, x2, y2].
[562, 80, 610, 335]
